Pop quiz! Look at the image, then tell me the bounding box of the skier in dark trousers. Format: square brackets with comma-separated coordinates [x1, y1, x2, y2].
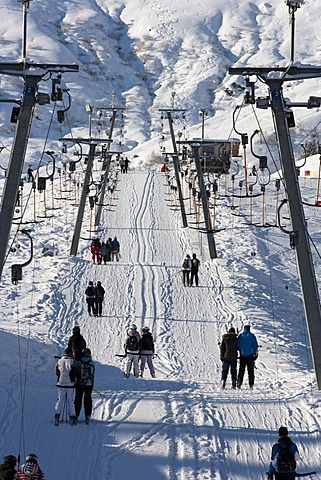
[124, 325, 141, 378]
[220, 327, 238, 389]
[0, 455, 17, 480]
[182, 254, 192, 287]
[237, 325, 258, 389]
[17, 454, 46, 480]
[27, 166, 34, 183]
[68, 325, 87, 360]
[100, 242, 108, 264]
[54, 347, 78, 425]
[106, 237, 112, 262]
[94, 281, 105, 316]
[124, 157, 130, 173]
[139, 326, 155, 378]
[267, 426, 299, 480]
[75, 348, 95, 424]
[85, 281, 96, 316]
[111, 237, 120, 262]
[190, 253, 200, 286]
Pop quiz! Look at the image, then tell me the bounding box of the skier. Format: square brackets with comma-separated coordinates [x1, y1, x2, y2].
[85, 281, 96, 316]
[106, 237, 112, 262]
[91, 238, 101, 264]
[54, 347, 78, 425]
[0, 455, 17, 480]
[182, 254, 192, 287]
[17, 454, 46, 480]
[94, 281, 105, 317]
[100, 242, 108, 264]
[139, 326, 155, 378]
[68, 326, 87, 360]
[119, 157, 126, 173]
[190, 253, 200, 286]
[27, 166, 34, 183]
[220, 327, 238, 389]
[111, 237, 120, 262]
[124, 326, 141, 378]
[267, 426, 299, 480]
[236, 325, 258, 389]
[75, 348, 95, 424]
[124, 157, 130, 173]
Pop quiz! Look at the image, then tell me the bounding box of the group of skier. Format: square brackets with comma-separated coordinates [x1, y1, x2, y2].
[54, 326, 95, 426]
[123, 324, 155, 378]
[85, 280, 105, 316]
[119, 156, 130, 173]
[220, 324, 258, 389]
[91, 237, 120, 264]
[181, 253, 200, 286]
[0, 453, 45, 480]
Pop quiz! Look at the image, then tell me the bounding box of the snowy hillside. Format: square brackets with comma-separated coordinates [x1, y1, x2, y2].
[1, 0, 321, 478]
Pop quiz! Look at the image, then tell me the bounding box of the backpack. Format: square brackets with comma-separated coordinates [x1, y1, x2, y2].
[127, 335, 139, 351]
[79, 361, 93, 386]
[182, 259, 189, 269]
[276, 444, 296, 472]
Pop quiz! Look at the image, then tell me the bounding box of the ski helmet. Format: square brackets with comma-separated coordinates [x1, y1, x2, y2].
[73, 326, 80, 333]
[25, 454, 38, 463]
[142, 326, 150, 332]
[82, 348, 91, 357]
[64, 347, 72, 356]
[130, 324, 137, 330]
[3, 455, 17, 465]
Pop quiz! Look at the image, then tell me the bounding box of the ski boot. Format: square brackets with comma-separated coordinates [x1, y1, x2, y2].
[85, 416, 90, 425]
[54, 414, 60, 426]
[70, 415, 77, 426]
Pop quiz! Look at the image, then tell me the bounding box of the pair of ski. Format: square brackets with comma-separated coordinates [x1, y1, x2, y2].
[55, 418, 90, 426]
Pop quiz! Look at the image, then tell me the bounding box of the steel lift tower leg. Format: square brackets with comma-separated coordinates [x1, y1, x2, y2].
[269, 79, 321, 388]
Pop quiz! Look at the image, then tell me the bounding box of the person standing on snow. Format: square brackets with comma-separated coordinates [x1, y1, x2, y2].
[17, 454, 46, 480]
[236, 325, 258, 389]
[94, 281, 105, 317]
[182, 254, 192, 287]
[91, 238, 101, 264]
[111, 237, 120, 262]
[68, 326, 87, 360]
[54, 348, 78, 425]
[75, 348, 95, 425]
[267, 426, 299, 480]
[124, 325, 141, 378]
[220, 327, 238, 389]
[85, 281, 96, 316]
[0, 455, 17, 480]
[139, 326, 155, 378]
[190, 253, 200, 286]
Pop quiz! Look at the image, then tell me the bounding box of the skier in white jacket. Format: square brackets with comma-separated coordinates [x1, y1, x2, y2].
[54, 348, 78, 425]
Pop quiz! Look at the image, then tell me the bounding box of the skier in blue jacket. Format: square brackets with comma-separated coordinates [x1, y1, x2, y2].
[236, 325, 258, 389]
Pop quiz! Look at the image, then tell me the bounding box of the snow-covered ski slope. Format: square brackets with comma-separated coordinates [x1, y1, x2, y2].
[1, 170, 321, 480]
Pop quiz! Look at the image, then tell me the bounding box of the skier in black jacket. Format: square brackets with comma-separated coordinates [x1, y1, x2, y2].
[68, 326, 87, 360]
[94, 281, 105, 317]
[139, 326, 155, 378]
[0, 455, 17, 480]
